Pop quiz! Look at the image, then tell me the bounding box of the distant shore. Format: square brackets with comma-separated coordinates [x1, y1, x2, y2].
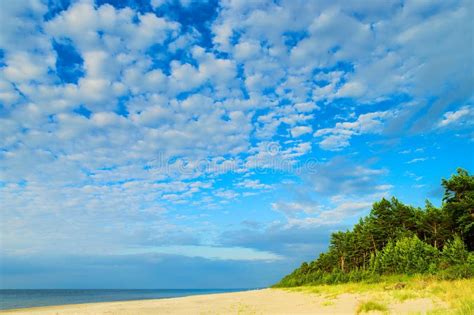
[1, 278, 464, 315]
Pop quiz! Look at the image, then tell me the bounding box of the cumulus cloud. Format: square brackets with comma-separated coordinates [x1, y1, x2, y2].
[314, 111, 392, 150]
[437, 106, 474, 128]
[290, 126, 312, 138]
[236, 179, 272, 190]
[0, 0, 472, 287]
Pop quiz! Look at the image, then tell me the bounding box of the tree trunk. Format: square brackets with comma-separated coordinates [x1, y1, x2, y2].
[371, 235, 377, 252]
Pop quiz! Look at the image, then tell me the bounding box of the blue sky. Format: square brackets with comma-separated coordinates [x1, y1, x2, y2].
[0, 0, 473, 289]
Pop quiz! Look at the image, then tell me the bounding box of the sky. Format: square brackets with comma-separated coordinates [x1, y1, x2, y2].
[0, 0, 473, 289]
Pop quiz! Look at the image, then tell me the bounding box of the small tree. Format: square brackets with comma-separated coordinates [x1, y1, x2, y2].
[439, 236, 474, 279]
[441, 236, 469, 266]
[372, 235, 440, 274]
[442, 168, 474, 250]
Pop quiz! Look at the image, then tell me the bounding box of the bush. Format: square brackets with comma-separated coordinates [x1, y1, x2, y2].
[436, 236, 474, 280]
[438, 264, 474, 280]
[441, 236, 470, 266]
[372, 235, 440, 274]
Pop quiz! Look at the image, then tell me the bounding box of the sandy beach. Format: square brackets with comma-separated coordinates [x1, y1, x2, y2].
[0, 287, 445, 315]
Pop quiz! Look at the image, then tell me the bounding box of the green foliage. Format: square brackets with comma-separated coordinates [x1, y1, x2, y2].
[442, 168, 474, 251]
[356, 300, 388, 314]
[275, 168, 474, 287]
[419, 201, 452, 249]
[442, 236, 470, 266]
[438, 236, 474, 280]
[371, 236, 439, 275]
[456, 299, 474, 315]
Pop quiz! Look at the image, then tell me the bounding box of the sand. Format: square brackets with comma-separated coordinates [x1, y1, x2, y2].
[0, 288, 443, 314]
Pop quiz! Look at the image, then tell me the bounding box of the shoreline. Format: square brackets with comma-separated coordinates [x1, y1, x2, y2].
[0, 289, 269, 314]
[0, 279, 460, 315]
[0, 288, 253, 312]
[0, 288, 254, 313]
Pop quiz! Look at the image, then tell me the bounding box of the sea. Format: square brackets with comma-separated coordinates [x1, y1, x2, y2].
[0, 289, 251, 310]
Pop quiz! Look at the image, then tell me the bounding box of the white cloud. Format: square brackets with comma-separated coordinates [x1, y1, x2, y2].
[45, 2, 179, 52]
[437, 106, 474, 128]
[1, 0, 472, 261]
[406, 157, 428, 164]
[274, 194, 384, 228]
[123, 245, 283, 261]
[236, 179, 272, 190]
[335, 81, 367, 98]
[215, 189, 239, 200]
[271, 201, 321, 217]
[294, 102, 320, 113]
[3, 51, 54, 83]
[150, 0, 167, 9]
[290, 125, 312, 138]
[233, 40, 261, 61]
[314, 111, 392, 150]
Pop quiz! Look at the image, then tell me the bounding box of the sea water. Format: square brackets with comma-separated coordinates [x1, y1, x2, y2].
[0, 288, 250, 310]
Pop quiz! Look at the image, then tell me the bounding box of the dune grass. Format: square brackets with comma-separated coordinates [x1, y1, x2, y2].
[356, 300, 388, 314]
[283, 275, 474, 314]
[424, 278, 474, 315]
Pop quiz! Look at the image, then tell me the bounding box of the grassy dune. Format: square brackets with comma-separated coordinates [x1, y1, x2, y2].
[284, 276, 474, 314]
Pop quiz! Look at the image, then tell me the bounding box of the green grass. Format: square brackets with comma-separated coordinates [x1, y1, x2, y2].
[356, 300, 388, 314]
[392, 290, 419, 302]
[426, 299, 474, 315]
[282, 275, 474, 314]
[455, 299, 474, 315]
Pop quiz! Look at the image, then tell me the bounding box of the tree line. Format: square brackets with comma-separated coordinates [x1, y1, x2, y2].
[274, 168, 474, 287]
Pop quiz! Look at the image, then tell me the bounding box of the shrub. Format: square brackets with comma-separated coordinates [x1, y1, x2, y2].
[441, 236, 470, 266]
[372, 235, 440, 274]
[437, 236, 474, 280]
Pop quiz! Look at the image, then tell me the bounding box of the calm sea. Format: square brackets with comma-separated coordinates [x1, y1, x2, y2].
[0, 289, 251, 310]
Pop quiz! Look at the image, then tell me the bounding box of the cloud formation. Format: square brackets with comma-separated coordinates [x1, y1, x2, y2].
[0, 0, 473, 288]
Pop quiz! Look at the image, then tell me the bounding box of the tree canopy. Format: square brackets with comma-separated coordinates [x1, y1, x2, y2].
[274, 168, 474, 287]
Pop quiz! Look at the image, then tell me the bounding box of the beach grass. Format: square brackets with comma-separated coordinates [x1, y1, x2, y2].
[356, 300, 388, 314]
[283, 276, 474, 314]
